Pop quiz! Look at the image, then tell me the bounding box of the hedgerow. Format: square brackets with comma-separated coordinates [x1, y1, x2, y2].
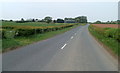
[2, 24, 74, 38]
[90, 25, 119, 42]
[89, 25, 120, 56]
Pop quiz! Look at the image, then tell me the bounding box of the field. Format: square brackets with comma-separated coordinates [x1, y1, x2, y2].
[1, 21, 85, 52]
[89, 24, 120, 56]
[92, 24, 118, 28]
[1, 21, 71, 26]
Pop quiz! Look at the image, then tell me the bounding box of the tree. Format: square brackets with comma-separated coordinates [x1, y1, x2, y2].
[53, 20, 57, 23]
[39, 19, 45, 22]
[16, 18, 25, 23]
[21, 18, 24, 22]
[75, 16, 87, 23]
[95, 21, 101, 24]
[32, 19, 35, 22]
[1, 19, 4, 21]
[117, 20, 120, 24]
[10, 20, 13, 22]
[35, 19, 38, 22]
[57, 19, 64, 23]
[44, 16, 52, 23]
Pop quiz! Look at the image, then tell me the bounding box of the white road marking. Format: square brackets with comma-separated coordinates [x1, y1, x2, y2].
[61, 44, 67, 49]
[71, 36, 74, 39]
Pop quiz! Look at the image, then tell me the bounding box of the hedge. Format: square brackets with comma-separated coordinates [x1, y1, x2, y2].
[89, 25, 120, 56]
[90, 25, 120, 42]
[104, 28, 120, 42]
[2, 24, 75, 38]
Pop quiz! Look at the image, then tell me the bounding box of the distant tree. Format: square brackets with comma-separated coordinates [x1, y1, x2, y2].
[53, 20, 57, 23]
[39, 19, 45, 22]
[75, 17, 79, 23]
[57, 19, 64, 23]
[107, 21, 110, 23]
[21, 18, 24, 22]
[95, 21, 101, 24]
[35, 19, 38, 22]
[16, 18, 25, 23]
[44, 16, 52, 23]
[21, 18, 24, 21]
[10, 20, 13, 22]
[32, 19, 35, 22]
[1, 19, 4, 21]
[75, 16, 87, 23]
[117, 20, 120, 24]
[64, 18, 68, 20]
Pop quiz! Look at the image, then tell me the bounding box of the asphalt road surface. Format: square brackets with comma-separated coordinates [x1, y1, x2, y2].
[2, 24, 118, 71]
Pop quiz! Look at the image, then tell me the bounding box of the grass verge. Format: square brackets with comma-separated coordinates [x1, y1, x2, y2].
[88, 25, 120, 56]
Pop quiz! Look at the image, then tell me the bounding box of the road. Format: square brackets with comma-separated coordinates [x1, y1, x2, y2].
[2, 24, 118, 71]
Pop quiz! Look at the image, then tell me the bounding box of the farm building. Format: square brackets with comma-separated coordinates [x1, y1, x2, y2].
[64, 18, 76, 23]
[64, 20, 76, 23]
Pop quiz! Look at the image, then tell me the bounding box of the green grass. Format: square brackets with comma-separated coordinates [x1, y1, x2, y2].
[1, 21, 77, 27]
[2, 39, 19, 52]
[0, 39, 2, 53]
[88, 25, 120, 56]
[2, 24, 84, 52]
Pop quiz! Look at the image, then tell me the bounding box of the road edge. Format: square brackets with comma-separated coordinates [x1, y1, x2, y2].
[87, 25, 118, 61]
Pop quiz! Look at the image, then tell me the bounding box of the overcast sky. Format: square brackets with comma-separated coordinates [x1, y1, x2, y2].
[0, 1, 118, 22]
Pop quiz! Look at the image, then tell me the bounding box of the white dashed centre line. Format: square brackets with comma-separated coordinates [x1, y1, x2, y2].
[71, 36, 74, 39]
[61, 44, 67, 49]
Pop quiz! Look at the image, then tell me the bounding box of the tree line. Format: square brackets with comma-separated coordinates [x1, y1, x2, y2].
[2, 16, 88, 23]
[92, 20, 120, 24]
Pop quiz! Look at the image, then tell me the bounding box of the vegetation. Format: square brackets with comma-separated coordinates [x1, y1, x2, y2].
[1, 21, 85, 52]
[92, 20, 119, 24]
[1, 21, 73, 26]
[44, 16, 52, 23]
[0, 40, 2, 53]
[1, 15, 88, 52]
[2, 24, 75, 38]
[75, 16, 87, 23]
[57, 19, 64, 23]
[88, 25, 120, 56]
[64, 16, 87, 23]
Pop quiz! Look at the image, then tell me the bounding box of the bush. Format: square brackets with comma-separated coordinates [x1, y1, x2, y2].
[2, 24, 75, 38]
[104, 28, 120, 42]
[2, 39, 20, 51]
[16, 28, 35, 37]
[89, 25, 120, 56]
[4, 30, 16, 39]
[36, 28, 43, 33]
[89, 25, 120, 42]
[0, 30, 2, 39]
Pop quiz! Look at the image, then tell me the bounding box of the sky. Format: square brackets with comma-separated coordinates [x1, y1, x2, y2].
[0, 0, 119, 22]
